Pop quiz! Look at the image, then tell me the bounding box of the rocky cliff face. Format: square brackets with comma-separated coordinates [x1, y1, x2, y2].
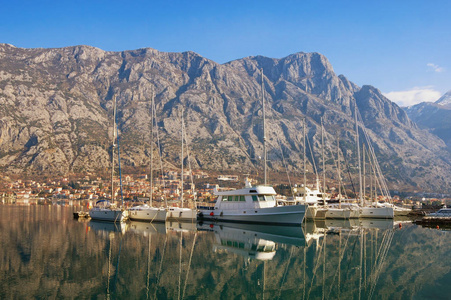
[0, 44, 450, 191]
[404, 91, 451, 154]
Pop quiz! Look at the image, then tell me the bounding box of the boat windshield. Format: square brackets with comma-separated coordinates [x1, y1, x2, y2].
[221, 195, 246, 202]
[252, 195, 275, 202]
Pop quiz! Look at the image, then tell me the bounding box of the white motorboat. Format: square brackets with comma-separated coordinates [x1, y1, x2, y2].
[428, 207, 451, 217]
[197, 178, 305, 225]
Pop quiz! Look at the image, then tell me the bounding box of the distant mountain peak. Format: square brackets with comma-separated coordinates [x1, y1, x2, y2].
[435, 90, 451, 108]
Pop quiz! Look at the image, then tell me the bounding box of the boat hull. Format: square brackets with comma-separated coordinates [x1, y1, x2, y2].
[306, 205, 359, 220]
[167, 207, 197, 221]
[198, 205, 306, 225]
[89, 208, 125, 222]
[359, 207, 394, 219]
[128, 207, 167, 222]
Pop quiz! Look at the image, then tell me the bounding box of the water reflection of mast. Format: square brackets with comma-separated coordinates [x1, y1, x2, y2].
[146, 235, 151, 300]
[153, 234, 168, 300]
[182, 232, 197, 300]
[107, 233, 113, 300]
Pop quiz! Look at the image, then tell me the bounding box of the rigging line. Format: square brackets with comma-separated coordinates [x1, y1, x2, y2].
[178, 231, 183, 300]
[306, 132, 319, 179]
[154, 235, 168, 300]
[112, 232, 123, 296]
[267, 112, 295, 197]
[331, 138, 349, 199]
[276, 246, 295, 300]
[182, 232, 198, 300]
[107, 238, 112, 299]
[355, 109, 391, 199]
[146, 235, 152, 300]
[182, 121, 198, 211]
[117, 130, 124, 207]
[303, 246, 306, 300]
[152, 97, 167, 208]
[307, 234, 326, 300]
[343, 156, 357, 197]
[327, 229, 353, 298]
[368, 230, 395, 300]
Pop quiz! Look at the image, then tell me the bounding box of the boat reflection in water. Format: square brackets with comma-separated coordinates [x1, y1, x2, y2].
[126, 220, 167, 236]
[88, 220, 127, 237]
[197, 222, 305, 261]
[125, 220, 197, 237]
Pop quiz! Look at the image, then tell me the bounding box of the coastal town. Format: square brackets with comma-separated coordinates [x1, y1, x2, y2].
[1, 170, 449, 209]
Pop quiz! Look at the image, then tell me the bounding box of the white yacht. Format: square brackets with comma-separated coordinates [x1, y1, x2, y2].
[128, 93, 168, 223]
[89, 95, 127, 223]
[197, 178, 306, 225]
[167, 206, 197, 221]
[359, 205, 394, 219]
[128, 204, 167, 222]
[89, 200, 128, 222]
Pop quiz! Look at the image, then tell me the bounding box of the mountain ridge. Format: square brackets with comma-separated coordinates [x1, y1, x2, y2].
[0, 44, 450, 192]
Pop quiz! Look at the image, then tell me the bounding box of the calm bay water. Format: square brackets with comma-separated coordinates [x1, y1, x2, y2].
[0, 204, 449, 299]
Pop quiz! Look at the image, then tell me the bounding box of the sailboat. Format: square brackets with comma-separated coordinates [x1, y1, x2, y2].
[197, 69, 305, 225]
[317, 132, 359, 219]
[129, 93, 167, 222]
[354, 104, 394, 219]
[167, 111, 197, 221]
[89, 95, 127, 222]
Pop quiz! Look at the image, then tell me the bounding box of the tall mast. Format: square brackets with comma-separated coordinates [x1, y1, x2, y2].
[111, 95, 117, 203]
[303, 118, 307, 203]
[149, 92, 154, 206]
[321, 117, 326, 200]
[363, 144, 366, 204]
[181, 111, 184, 208]
[337, 135, 341, 209]
[355, 104, 363, 205]
[261, 69, 267, 185]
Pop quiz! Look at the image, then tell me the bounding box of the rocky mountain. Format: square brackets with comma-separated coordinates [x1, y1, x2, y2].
[404, 90, 451, 152]
[436, 90, 451, 108]
[0, 43, 450, 192]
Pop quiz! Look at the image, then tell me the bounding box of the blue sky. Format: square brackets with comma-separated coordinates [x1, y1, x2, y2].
[1, 0, 450, 106]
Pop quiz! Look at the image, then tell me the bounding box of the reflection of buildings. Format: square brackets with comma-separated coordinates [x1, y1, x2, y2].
[198, 222, 305, 261]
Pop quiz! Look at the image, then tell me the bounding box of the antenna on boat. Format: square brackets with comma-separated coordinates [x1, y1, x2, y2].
[261, 68, 267, 185]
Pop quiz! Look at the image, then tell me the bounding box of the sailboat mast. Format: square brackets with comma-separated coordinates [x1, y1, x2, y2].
[181, 112, 184, 208]
[261, 69, 267, 185]
[363, 144, 366, 203]
[321, 118, 326, 200]
[111, 95, 117, 203]
[355, 104, 363, 205]
[337, 135, 341, 209]
[149, 93, 154, 206]
[303, 118, 307, 203]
